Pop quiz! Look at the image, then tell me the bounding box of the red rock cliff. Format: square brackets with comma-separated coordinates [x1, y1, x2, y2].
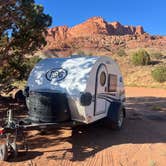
[46, 16, 145, 43]
[47, 17, 145, 44]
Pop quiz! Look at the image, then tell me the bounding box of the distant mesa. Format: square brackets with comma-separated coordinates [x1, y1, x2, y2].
[47, 16, 145, 40]
[43, 16, 166, 57]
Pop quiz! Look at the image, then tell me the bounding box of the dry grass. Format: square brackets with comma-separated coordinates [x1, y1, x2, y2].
[3, 47, 166, 92]
[113, 48, 166, 89]
[12, 80, 27, 90]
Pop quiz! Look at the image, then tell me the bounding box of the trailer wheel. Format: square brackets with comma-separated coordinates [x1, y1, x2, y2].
[10, 142, 18, 158]
[110, 107, 124, 130]
[0, 144, 8, 161]
[105, 102, 125, 130]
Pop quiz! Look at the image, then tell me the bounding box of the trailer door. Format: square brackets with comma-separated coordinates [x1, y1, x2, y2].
[94, 64, 108, 115]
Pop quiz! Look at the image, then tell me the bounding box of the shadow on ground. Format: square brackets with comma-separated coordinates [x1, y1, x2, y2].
[0, 96, 166, 162]
[0, 96, 27, 126]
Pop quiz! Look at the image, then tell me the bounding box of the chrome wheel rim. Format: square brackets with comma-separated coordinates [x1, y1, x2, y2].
[118, 110, 123, 127]
[0, 144, 6, 161]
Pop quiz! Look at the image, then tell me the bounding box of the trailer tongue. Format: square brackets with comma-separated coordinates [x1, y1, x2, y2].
[0, 109, 79, 161]
[0, 128, 4, 135]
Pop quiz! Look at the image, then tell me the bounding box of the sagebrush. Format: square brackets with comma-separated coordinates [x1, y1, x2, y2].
[131, 49, 151, 66]
[151, 65, 166, 83]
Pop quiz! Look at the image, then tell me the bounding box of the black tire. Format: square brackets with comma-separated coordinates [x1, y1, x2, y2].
[0, 144, 8, 161]
[110, 107, 124, 130]
[11, 142, 18, 158]
[104, 103, 125, 130]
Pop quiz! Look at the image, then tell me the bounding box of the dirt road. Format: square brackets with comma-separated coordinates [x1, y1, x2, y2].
[0, 87, 166, 166]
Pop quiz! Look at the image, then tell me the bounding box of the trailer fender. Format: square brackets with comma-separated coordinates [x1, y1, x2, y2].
[107, 101, 125, 122]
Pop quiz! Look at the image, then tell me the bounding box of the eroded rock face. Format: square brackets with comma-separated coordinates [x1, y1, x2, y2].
[68, 16, 110, 37]
[46, 16, 145, 41]
[43, 16, 165, 56]
[107, 22, 145, 35]
[47, 26, 68, 40]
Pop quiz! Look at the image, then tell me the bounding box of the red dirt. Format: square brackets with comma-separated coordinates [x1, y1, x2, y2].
[126, 87, 166, 97]
[0, 87, 166, 166]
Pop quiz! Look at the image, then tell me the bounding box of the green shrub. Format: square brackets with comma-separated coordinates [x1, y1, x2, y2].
[151, 66, 166, 83]
[88, 52, 93, 56]
[131, 49, 151, 66]
[0, 56, 41, 83]
[77, 50, 86, 55]
[27, 56, 42, 68]
[117, 49, 126, 57]
[150, 52, 163, 60]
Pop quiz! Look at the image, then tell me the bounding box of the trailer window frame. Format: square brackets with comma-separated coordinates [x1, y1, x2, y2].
[108, 74, 118, 92]
[100, 71, 106, 86]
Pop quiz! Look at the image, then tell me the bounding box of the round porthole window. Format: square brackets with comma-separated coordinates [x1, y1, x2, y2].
[100, 71, 106, 86]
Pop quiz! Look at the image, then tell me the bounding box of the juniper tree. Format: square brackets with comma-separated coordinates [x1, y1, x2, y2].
[0, 0, 52, 88]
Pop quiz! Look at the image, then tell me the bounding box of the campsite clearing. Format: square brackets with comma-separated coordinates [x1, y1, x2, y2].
[0, 87, 166, 166]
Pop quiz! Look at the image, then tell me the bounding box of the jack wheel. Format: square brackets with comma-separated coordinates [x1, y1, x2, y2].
[10, 142, 18, 157]
[0, 144, 8, 161]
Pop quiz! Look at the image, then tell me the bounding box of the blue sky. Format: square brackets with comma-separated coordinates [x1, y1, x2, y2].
[36, 0, 165, 35]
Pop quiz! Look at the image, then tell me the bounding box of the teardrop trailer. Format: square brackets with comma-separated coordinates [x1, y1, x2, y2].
[0, 55, 126, 161]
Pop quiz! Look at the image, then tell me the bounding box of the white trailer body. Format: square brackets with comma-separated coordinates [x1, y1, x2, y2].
[26, 55, 125, 124]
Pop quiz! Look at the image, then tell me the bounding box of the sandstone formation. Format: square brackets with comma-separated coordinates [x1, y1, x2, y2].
[43, 16, 166, 56]
[46, 16, 145, 40]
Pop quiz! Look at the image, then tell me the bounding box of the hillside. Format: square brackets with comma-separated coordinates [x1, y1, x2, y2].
[35, 16, 166, 89]
[43, 16, 166, 57]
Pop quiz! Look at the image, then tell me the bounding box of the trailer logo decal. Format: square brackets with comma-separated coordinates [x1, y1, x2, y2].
[46, 68, 67, 81]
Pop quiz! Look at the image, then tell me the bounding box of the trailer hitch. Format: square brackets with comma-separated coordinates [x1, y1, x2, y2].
[0, 109, 28, 161]
[0, 128, 4, 135]
[0, 109, 75, 161]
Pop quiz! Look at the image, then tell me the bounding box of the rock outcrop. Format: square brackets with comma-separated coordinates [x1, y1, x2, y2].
[46, 16, 145, 41]
[43, 16, 166, 56]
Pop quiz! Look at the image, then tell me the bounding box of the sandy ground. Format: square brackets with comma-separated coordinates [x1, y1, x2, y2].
[0, 87, 166, 166]
[125, 87, 166, 97]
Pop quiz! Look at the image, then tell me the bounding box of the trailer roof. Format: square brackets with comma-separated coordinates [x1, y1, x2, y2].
[27, 56, 100, 94]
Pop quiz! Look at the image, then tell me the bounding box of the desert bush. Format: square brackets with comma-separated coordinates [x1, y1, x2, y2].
[151, 65, 166, 83]
[24, 56, 42, 77]
[77, 50, 86, 55]
[0, 56, 41, 83]
[26, 56, 42, 68]
[150, 52, 163, 60]
[131, 49, 151, 66]
[87, 52, 93, 56]
[117, 49, 127, 57]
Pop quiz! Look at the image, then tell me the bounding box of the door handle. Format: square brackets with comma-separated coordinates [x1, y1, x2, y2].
[105, 87, 108, 92]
